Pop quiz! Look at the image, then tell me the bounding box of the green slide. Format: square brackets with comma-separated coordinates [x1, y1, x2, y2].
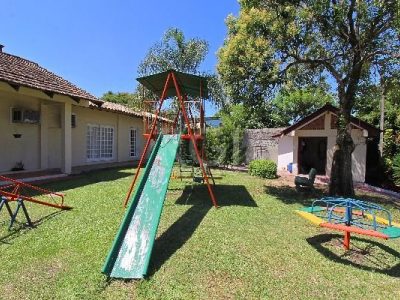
[102, 134, 181, 279]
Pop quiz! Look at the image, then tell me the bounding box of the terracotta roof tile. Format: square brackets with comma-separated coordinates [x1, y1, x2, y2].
[89, 101, 143, 118]
[0, 51, 101, 103]
[89, 101, 172, 123]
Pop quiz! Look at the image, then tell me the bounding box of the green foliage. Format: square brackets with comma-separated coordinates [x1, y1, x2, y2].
[218, 0, 400, 196]
[272, 87, 335, 124]
[393, 154, 400, 186]
[232, 127, 246, 165]
[205, 123, 245, 166]
[137, 27, 226, 106]
[101, 91, 143, 110]
[218, 0, 399, 105]
[138, 27, 208, 76]
[220, 102, 280, 129]
[355, 76, 400, 172]
[205, 128, 220, 163]
[249, 159, 277, 179]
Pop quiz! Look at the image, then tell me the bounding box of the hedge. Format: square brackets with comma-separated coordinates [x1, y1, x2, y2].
[249, 159, 277, 179]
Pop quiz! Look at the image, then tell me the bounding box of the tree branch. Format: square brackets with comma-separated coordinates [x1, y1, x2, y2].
[288, 53, 342, 84]
[347, 0, 358, 47]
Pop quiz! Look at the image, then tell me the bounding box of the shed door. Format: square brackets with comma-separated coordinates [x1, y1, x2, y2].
[298, 137, 327, 175]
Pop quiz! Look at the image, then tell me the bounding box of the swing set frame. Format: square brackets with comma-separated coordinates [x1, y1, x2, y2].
[123, 69, 218, 208]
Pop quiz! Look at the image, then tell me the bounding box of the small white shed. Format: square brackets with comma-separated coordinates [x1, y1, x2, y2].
[275, 104, 379, 183]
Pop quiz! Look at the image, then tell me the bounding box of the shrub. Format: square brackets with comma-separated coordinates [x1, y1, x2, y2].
[232, 128, 246, 165]
[249, 159, 277, 179]
[393, 154, 400, 186]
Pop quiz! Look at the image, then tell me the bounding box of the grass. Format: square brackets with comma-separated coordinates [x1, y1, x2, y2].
[1, 167, 400, 299]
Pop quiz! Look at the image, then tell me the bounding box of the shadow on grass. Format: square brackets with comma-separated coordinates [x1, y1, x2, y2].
[264, 184, 326, 206]
[175, 184, 257, 207]
[43, 167, 135, 192]
[264, 182, 400, 211]
[0, 210, 66, 246]
[307, 233, 400, 277]
[148, 184, 256, 277]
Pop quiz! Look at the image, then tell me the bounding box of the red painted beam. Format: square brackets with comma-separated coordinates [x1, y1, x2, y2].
[320, 222, 389, 239]
[171, 72, 218, 208]
[0, 175, 65, 204]
[123, 72, 172, 207]
[0, 190, 71, 210]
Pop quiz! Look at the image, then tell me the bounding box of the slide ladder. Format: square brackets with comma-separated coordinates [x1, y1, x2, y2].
[102, 134, 180, 279]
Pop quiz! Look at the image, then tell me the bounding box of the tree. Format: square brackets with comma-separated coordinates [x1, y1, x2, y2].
[218, 0, 400, 196]
[138, 27, 226, 107]
[272, 86, 335, 125]
[354, 74, 400, 178]
[101, 91, 143, 110]
[138, 27, 208, 76]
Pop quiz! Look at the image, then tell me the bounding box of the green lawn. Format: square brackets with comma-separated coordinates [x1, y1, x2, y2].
[1, 168, 400, 299]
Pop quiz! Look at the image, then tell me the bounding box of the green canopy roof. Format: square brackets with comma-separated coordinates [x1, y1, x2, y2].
[136, 69, 209, 98]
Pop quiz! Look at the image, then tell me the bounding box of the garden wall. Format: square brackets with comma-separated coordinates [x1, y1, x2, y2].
[243, 128, 285, 164]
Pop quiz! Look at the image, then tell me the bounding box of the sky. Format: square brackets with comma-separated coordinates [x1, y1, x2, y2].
[0, 0, 240, 116]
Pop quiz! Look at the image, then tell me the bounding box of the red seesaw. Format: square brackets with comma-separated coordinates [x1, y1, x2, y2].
[0, 175, 71, 229]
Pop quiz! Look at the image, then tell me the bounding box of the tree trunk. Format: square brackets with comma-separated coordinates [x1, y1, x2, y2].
[329, 104, 355, 197]
[379, 79, 385, 155]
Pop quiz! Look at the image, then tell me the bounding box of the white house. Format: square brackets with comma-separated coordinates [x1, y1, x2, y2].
[0, 45, 146, 175]
[275, 104, 379, 183]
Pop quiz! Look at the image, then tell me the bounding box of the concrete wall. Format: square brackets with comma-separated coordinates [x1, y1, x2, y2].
[276, 111, 368, 182]
[244, 128, 284, 163]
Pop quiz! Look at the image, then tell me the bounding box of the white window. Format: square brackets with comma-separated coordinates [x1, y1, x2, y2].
[130, 128, 137, 158]
[87, 124, 114, 161]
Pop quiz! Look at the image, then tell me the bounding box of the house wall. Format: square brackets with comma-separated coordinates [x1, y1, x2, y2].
[277, 111, 368, 183]
[0, 84, 144, 174]
[0, 89, 41, 172]
[71, 106, 144, 167]
[277, 135, 293, 171]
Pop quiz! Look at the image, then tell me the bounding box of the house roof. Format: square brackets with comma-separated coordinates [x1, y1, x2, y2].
[89, 101, 143, 118]
[0, 47, 172, 122]
[0, 50, 102, 104]
[89, 101, 173, 123]
[276, 103, 379, 137]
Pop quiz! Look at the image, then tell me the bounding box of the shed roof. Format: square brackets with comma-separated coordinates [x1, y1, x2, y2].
[0, 50, 102, 104]
[275, 104, 379, 137]
[136, 69, 209, 98]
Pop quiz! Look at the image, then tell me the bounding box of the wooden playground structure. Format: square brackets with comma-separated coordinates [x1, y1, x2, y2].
[123, 69, 218, 208]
